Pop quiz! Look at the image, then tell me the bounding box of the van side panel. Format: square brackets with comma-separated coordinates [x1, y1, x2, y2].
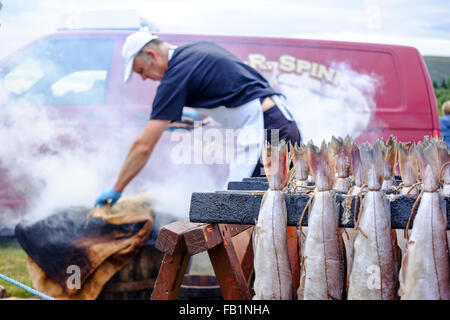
[156, 33, 437, 144]
[116, 31, 438, 144]
[358, 47, 436, 144]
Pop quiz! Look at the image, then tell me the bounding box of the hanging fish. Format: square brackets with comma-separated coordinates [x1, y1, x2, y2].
[347, 140, 398, 300]
[398, 142, 420, 195]
[381, 135, 398, 190]
[253, 140, 293, 300]
[298, 141, 346, 300]
[398, 140, 450, 300]
[341, 142, 365, 293]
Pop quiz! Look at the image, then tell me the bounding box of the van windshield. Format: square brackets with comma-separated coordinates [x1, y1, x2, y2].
[1, 38, 114, 106]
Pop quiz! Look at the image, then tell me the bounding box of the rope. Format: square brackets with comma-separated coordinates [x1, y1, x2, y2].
[393, 182, 404, 192]
[294, 184, 315, 193]
[298, 189, 317, 237]
[406, 181, 422, 195]
[342, 185, 356, 226]
[347, 177, 355, 191]
[0, 273, 55, 300]
[353, 184, 368, 239]
[404, 188, 425, 240]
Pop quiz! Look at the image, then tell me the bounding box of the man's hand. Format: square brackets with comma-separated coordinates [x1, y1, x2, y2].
[94, 187, 123, 207]
[166, 109, 208, 131]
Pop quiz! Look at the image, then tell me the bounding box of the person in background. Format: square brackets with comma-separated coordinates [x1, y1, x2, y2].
[440, 100, 450, 147]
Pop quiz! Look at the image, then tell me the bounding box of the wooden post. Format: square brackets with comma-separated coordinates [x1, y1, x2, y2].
[287, 226, 300, 299]
[151, 220, 205, 300]
[207, 224, 252, 300]
[151, 220, 254, 300]
[183, 223, 253, 300]
[233, 227, 254, 283]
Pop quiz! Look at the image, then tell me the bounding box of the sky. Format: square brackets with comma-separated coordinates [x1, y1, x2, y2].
[0, 0, 449, 60]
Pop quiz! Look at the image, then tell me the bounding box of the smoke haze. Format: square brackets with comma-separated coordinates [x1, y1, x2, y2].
[0, 92, 229, 228]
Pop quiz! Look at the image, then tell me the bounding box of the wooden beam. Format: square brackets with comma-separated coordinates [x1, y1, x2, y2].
[151, 235, 190, 300]
[183, 223, 252, 255]
[189, 192, 450, 229]
[155, 219, 207, 255]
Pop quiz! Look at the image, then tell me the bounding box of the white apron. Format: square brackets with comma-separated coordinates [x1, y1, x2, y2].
[195, 95, 295, 187]
[195, 98, 264, 185]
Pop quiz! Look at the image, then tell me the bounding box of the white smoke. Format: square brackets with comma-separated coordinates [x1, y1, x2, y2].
[0, 87, 229, 228]
[260, 60, 381, 145]
[0, 96, 124, 225]
[135, 127, 230, 218]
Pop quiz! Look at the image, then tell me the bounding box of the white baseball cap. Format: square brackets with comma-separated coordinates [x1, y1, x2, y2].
[122, 31, 158, 82]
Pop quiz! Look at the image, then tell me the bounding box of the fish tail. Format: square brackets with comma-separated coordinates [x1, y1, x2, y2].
[263, 140, 290, 189]
[359, 140, 383, 189]
[416, 141, 440, 189]
[344, 135, 354, 160]
[398, 142, 418, 183]
[308, 140, 334, 190]
[385, 136, 398, 175]
[351, 142, 363, 185]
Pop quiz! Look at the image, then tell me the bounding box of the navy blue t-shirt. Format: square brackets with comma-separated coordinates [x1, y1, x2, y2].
[150, 42, 279, 121]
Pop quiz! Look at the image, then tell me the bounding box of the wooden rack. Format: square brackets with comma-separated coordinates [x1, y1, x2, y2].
[150, 177, 449, 300]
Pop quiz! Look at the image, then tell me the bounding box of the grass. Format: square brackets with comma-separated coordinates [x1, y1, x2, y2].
[0, 238, 34, 298]
[0, 237, 215, 299]
[188, 251, 215, 275]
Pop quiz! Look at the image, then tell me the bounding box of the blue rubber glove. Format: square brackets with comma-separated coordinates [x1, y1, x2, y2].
[181, 109, 202, 122]
[166, 109, 203, 132]
[94, 187, 122, 207]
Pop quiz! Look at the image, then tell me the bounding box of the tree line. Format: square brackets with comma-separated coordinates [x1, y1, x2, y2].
[433, 77, 450, 115]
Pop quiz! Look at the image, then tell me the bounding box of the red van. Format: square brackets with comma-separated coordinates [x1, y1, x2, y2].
[0, 27, 439, 225]
[122, 31, 440, 145]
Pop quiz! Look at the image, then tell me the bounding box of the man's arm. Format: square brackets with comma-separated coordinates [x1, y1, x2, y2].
[113, 119, 170, 192]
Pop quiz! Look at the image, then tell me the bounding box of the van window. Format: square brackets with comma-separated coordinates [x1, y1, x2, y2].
[4, 57, 45, 95]
[1, 38, 114, 106]
[50, 70, 108, 105]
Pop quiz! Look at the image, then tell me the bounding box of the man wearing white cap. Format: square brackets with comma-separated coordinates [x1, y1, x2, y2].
[95, 31, 301, 207]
